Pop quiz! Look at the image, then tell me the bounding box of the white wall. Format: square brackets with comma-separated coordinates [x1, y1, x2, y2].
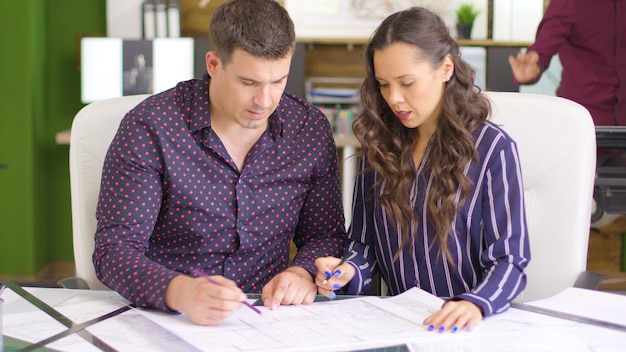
[107, 0, 143, 39]
[285, 0, 491, 40]
[493, 0, 543, 42]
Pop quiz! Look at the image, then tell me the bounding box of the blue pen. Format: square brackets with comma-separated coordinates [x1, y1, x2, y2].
[324, 255, 351, 299]
[322, 255, 349, 284]
[332, 258, 346, 277]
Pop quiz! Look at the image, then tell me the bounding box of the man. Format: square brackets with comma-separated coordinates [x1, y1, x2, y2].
[93, 0, 346, 326]
[508, 0, 625, 126]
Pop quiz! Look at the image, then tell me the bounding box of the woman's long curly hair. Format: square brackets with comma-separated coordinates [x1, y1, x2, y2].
[353, 7, 491, 262]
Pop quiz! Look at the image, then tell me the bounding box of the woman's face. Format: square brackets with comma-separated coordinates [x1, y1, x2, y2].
[373, 42, 453, 133]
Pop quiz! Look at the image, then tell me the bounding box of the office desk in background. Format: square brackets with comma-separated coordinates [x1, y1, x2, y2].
[3, 284, 626, 352]
[593, 126, 626, 270]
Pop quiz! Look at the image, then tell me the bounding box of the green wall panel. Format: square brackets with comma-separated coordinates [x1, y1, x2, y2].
[0, 0, 106, 277]
[0, 0, 43, 276]
[44, 0, 106, 263]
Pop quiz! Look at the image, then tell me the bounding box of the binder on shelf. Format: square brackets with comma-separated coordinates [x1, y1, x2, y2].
[308, 87, 360, 104]
[305, 77, 363, 105]
[143, 0, 180, 39]
[335, 108, 356, 136]
[142, 0, 156, 40]
[155, 0, 168, 38]
[305, 77, 363, 136]
[167, 0, 181, 38]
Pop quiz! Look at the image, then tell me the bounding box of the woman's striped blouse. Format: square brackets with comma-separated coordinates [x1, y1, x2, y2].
[344, 121, 531, 317]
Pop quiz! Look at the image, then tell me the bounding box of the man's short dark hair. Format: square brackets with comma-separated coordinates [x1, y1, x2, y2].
[209, 0, 296, 64]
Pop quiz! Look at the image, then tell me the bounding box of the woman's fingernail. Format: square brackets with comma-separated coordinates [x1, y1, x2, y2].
[451, 326, 458, 333]
[333, 283, 341, 290]
[328, 292, 336, 299]
[438, 326, 445, 333]
[333, 270, 342, 277]
[465, 324, 473, 331]
[324, 270, 332, 278]
[427, 324, 434, 331]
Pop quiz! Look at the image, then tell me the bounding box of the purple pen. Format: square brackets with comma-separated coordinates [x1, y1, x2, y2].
[194, 270, 263, 316]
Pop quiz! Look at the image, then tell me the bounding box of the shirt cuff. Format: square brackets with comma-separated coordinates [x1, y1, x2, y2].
[454, 292, 494, 317]
[344, 261, 363, 295]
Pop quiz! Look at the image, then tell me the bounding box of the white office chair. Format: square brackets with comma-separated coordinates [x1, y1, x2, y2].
[484, 91, 602, 302]
[63, 91, 602, 300]
[60, 94, 151, 290]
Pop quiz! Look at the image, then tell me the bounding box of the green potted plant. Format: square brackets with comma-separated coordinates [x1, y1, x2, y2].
[456, 3, 480, 39]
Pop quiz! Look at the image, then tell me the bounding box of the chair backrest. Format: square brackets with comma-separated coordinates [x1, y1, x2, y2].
[484, 91, 596, 302]
[69, 94, 151, 290]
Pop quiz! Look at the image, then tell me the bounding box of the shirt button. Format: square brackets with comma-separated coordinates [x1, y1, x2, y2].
[238, 178, 243, 184]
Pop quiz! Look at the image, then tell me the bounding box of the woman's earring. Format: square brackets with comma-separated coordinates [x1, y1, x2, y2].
[445, 76, 451, 82]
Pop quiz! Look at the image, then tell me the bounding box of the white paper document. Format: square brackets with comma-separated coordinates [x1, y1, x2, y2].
[136, 292, 440, 352]
[527, 287, 626, 326]
[4, 287, 626, 352]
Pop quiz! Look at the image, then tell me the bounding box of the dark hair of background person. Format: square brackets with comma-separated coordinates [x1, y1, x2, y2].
[209, 0, 296, 65]
[354, 7, 491, 262]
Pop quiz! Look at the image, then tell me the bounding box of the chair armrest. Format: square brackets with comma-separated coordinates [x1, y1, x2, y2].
[57, 277, 90, 290]
[573, 271, 607, 290]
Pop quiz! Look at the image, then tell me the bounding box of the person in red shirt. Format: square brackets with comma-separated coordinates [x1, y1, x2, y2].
[510, 0, 626, 223]
[509, 0, 625, 127]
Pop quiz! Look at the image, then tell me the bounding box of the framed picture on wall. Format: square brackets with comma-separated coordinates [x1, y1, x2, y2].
[81, 37, 194, 103]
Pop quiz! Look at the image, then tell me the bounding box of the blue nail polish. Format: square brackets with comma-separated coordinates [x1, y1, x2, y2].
[329, 292, 336, 299]
[438, 326, 445, 333]
[452, 326, 458, 333]
[466, 324, 473, 331]
[427, 324, 434, 331]
[324, 270, 332, 278]
[333, 283, 341, 290]
[333, 269, 342, 277]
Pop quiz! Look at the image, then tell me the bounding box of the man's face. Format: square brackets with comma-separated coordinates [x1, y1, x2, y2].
[206, 48, 292, 130]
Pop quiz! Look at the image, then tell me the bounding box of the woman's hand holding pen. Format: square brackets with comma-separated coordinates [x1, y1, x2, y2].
[165, 274, 247, 326]
[314, 257, 355, 298]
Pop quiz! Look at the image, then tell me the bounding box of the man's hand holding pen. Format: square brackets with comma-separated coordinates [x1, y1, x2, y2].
[165, 274, 247, 326]
[314, 256, 356, 299]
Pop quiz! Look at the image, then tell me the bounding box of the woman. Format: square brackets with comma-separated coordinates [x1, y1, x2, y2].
[315, 7, 530, 333]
